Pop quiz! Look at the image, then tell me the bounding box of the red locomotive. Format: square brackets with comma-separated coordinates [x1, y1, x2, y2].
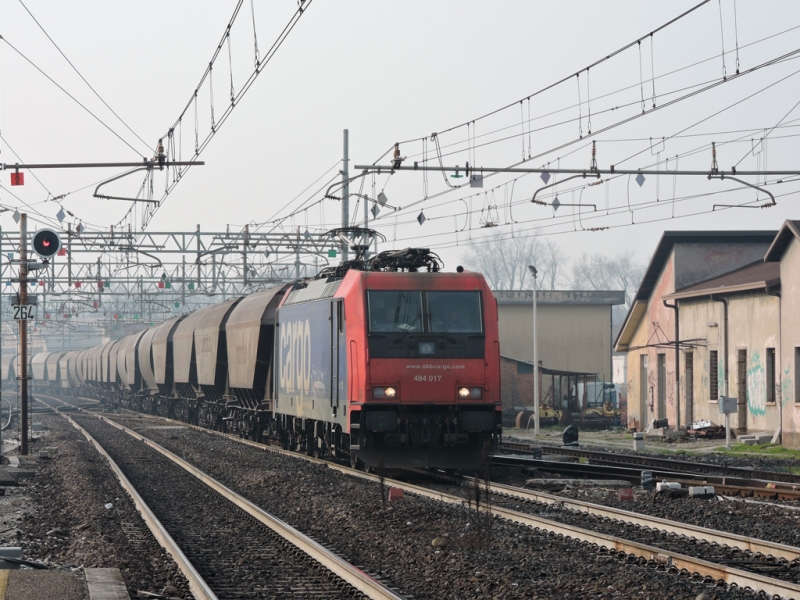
[30, 245, 502, 471]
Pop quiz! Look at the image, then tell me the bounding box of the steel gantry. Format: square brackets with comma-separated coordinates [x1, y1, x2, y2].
[0, 225, 339, 346]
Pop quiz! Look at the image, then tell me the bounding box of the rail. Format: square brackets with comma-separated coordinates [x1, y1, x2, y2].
[444, 472, 800, 562]
[47, 397, 800, 599]
[494, 450, 800, 501]
[59, 410, 218, 600]
[501, 441, 800, 485]
[49, 401, 406, 600]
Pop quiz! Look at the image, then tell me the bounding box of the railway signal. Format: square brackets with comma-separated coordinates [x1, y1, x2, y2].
[31, 229, 62, 259]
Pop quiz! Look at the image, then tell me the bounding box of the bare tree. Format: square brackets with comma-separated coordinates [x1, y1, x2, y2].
[460, 233, 564, 290]
[569, 249, 644, 308]
[540, 239, 566, 291]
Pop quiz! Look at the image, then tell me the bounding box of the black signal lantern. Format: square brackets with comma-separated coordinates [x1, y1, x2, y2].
[32, 229, 62, 259]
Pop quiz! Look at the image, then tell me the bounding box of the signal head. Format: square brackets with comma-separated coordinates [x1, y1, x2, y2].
[32, 229, 62, 259]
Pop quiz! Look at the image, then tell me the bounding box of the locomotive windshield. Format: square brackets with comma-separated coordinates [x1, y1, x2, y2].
[368, 291, 423, 332]
[367, 290, 484, 360]
[426, 291, 482, 333]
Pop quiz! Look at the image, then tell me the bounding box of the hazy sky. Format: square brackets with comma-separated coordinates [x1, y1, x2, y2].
[2, 0, 799, 281]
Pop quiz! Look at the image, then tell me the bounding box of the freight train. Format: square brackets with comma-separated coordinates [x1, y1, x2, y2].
[25, 248, 502, 470]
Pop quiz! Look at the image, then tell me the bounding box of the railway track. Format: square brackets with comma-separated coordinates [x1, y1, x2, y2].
[44, 398, 406, 600]
[419, 469, 800, 561]
[42, 394, 800, 597]
[502, 440, 800, 483]
[52, 402, 800, 598]
[499, 441, 800, 500]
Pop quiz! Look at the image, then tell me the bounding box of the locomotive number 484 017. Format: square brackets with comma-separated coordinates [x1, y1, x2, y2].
[413, 375, 442, 382]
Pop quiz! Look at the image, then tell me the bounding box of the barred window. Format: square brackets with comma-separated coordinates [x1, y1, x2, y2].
[766, 348, 776, 404]
[709, 350, 719, 401]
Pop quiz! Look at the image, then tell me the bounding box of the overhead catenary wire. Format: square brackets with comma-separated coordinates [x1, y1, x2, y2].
[369, 55, 800, 225]
[360, 86, 791, 237]
[381, 176, 799, 250]
[393, 0, 712, 146]
[16, 0, 151, 154]
[732, 96, 800, 168]
[404, 22, 800, 166]
[111, 0, 315, 236]
[0, 36, 146, 157]
[263, 19, 800, 235]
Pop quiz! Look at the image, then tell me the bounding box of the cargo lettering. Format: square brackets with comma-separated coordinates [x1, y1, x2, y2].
[279, 319, 312, 394]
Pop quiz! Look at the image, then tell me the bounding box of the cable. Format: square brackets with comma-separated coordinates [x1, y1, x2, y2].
[254, 159, 340, 229]
[718, 0, 727, 78]
[17, 0, 151, 154]
[0, 134, 55, 198]
[613, 62, 800, 168]
[383, 179, 800, 250]
[398, 0, 712, 144]
[0, 36, 145, 157]
[0, 188, 63, 230]
[398, 22, 800, 168]
[733, 97, 800, 168]
[111, 0, 315, 236]
[379, 55, 800, 226]
[733, 0, 741, 74]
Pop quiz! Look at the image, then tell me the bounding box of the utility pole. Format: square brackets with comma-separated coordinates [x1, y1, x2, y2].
[0, 225, 3, 461]
[341, 129, 349, 262]
[363, 166, 369, 257]
[19, 214, 29, 455]
[528, 265, 539, 437]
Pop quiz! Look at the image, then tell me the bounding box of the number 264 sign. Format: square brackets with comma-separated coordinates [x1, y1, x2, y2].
[13, 305, 36, 321]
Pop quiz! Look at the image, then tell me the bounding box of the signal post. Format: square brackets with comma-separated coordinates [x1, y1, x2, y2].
[16, 216, 61, 455]
[19, 215, 29, 455]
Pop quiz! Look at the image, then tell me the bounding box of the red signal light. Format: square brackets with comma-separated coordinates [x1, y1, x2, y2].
[32, 229, 61, 258]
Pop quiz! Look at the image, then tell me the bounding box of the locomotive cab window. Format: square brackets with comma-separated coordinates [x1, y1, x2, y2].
[368, 291, 423, 333]
[426, 291, 482, 334]
[367, 289, 484, 359]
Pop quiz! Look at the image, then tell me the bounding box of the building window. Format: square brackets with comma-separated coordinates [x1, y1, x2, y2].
[795, 348, 800, 403]
[657, 353, 666, 420]
[710, 350, 719, 401]
[517, 361, 533, 375]
[766, 348, 776, 404]
[685, 352, 694, 425]
[639, 355, 648, 427]
[737, 349, 748, 434]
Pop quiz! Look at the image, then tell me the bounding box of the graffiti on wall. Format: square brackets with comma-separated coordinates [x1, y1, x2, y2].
[667, 370, 675, 407]
[747, 352, 766, 417]
[647, 369, 656, 414]
[782, 366, 794, 407]
[701, 357, 709, 400]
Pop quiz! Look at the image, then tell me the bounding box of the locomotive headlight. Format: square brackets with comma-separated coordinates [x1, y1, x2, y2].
[458, 387, 470, 398]
[373, 386, 397, 399]
[469, 387, 483, 399]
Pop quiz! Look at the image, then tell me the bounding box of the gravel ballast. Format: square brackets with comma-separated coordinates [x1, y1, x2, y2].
[17, 413, 192, 599]
[102, 414, 761, 600]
